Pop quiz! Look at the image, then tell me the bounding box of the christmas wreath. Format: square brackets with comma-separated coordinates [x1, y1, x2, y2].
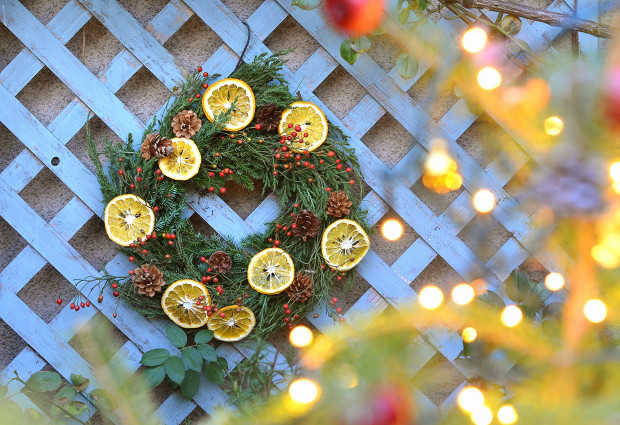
[76, 54, 369, 356]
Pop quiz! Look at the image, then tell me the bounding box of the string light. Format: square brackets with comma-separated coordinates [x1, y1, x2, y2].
[423, 142, 463, 193]
[583, 299, 607, 323]
[609, 161, 620, 182]
[288, 378, 320, 404]
[473, 189, 496, 213]
[477, 67, 502, 90]
[418, 285, 444, 310]
[497, 405, 518, 424]
[452, 283, 475, 305]
[544, 116, 564, 136]
[381, 219, 404, 241]
[501, 305, 523, 327]
[289, 325, 314, 348]
[470, 405, 493, 425]
[462, 327, 478, 343]
[457, 386, 485, 412]
[544, 272, 565, 291]
[461, 27, 488, 53]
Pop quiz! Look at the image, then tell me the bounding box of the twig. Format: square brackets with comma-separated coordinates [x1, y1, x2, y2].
[444, 0, 615, 38]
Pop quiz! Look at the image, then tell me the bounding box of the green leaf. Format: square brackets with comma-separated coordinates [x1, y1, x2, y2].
[506, 270, 551, 311]
[340, 41, 360, 65]
[90, 389, 118, 411]
[543, 302, 563, 320]
[53, 385, 76, 406]
[197, 344, 217, 362]
[140, 348, 171, 367]
[291, 0, 321, 10]
[180, 370, 200, 400]
[26, 371, 62, 393]
[217, 356, 229, 371]
[194, 330, 214, 345]
[0, 385, 7, 399]
[396, 54, 418, 79]
[166, 325, 187, 348]
[398, 7, 410, 24]
[182, 347, 203, 372]
[64, 401, 88, 417]
[23, 408, 47, 425]
[204, 362, 225, 385]
[165, 356, 186, 385]
[70, 374, 89, 392]
[142, 366, 166, 388]
[350, 36, 372, 53]
[417, 0, 429, 10]
[477, 290, 505, 309]
[0, 399, 23, 424]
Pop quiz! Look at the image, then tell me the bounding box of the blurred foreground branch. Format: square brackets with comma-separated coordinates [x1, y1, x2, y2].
[444, 0, 616, 38]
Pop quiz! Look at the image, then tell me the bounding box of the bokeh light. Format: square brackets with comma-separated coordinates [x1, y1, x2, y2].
[583, 299, 607, 323]
[473, 189, 496, 213]
[497, 405, 518, 424]
[289, 325, 314, 348]
[609, 161, 620, 182]
[425, 150, 453, 175]
[288, 378, 320, 404]
[461, 27, 488, 53]
[419, 285, 444, 310]
[457, 386, 485, 412]
[462, 327, 478, 343]
[471, 405, 493, 425]
[381, 219, 404, 241]
[452, 283, 475, 305]
[544, 116, 564, 136]
[501, 305, 523, 327]
[544, 272, 565, 291]
[477, 67, 502, 90]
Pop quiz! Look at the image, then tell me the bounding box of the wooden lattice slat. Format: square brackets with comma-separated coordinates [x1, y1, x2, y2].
[0, 0, 589, 423]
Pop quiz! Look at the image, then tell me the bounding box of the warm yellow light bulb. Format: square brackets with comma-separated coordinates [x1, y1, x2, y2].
[418, 285, 444, 310]
[501, 305, 523, 327]
[425, 150, 453, 175]
[473, 189, 496, 213]
[544, 272, 565, 291]
[477, 67, 502, 90]
[289, 325, 314, 348]
[471, 405, 493, 425]
[609, 161, 620, 182]
[381, 219, 404, 241]
[452, 283, 475, 305]
[583, 299, 607, 323]
[462, 327, 478, 343]
[457, 386, 485, 412]
[544, 116, 564, 136]
[462, 27, 488, 53]
[288, 378, 320, 404]
[497, 404, 518, 424]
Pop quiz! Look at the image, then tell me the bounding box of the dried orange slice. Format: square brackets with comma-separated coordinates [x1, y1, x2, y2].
[278, 101, 328, 153]
[104, 194, 155, 247]
[202, 78, 256, 131]
[161, 279, 211, 329]
[207, 305, 256, 342]
[321, 219, 370, 271]
[247, 247, 295, 295]
[158, 137, 201, 181]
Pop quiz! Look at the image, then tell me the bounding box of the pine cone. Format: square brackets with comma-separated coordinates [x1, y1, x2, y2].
[140, 133, 173, 160]
[286, 273, 314, 303]
[132, 264, 165, 297]
[326, 191, 352, 218]
[254, 103, 282, 132]
[171, 110, 202, 138]
[208, 251, 232, 274]
[292, 209, 320, 241]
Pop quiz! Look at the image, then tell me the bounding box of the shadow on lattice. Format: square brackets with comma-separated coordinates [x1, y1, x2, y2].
[315, 66, 367, 119]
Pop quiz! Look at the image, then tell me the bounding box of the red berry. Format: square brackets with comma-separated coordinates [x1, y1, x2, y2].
[70, 303, 75, 309]
[288, 123, 293, 128]
[283, 303, 289, 309]
[275, 153, 281, 159]
[203, 72, 208, 77]
[199, 295, 205, 300]
[282, 146, 288, 152]
[168, 240, 174, 246]
[337, 275, 342, 281]
[198, 66, 203, 72]
[336, 163, 343, 170]
[142, 249, 148, 255]
[137, 167, 143, 173]
[201, 256, 207, 262]
[291, 131, 297, 137]
[274, 240, 280, 246]
[118, 158, 123, 162]
[337, 307, 343, 314]
[294, 203, 299, 208]
[98, 295, 104, 303]
[80, 302, 85, 308]
[56, 298, 62, 305]
[339, 317, 345, 322]
[209, 186, 215, 192]
[220, 187, 227, 194]
[327, 150, 335, 157]
[273, 171, 279, 176]
[286, 231, 291, 236]
[111, 283, 118, 289]
[332, 297, 339, 304]
[336, 159, 341, 163]
[255, 124, 262, 130]
[113, 291, 120, 297]
[118, 170, 124, 176]
[129, 270, 135, 275]
[349, 180, 355, 185]
[129, 256, 135, 262]
[188, 98, 193, 103]
[346, 167, 352, 172]
[285, 309, 292, 315]
[308, 178, 314, 183]
[129, 183, 135, 189]
[207, 267, 212, 273]
[295, 125, 302, 132]
[325, 0, 384, 36]
[202, 276, 208, 283]
[220, 312, 226, 318]
[319, 159, 324, 164]
[86, 301, 91, 307]
[304, 132, 309, 137]
[284, 317, 290, 323]
[113, 313, 117, 318]
[137, 177, 143, 182]
[326, 187, 331, 192]
[155, 169, 162, 175]
[213, 277, 219, 283]
[75, 306, 80, 312]
[208, 171, 215, 177]
[196, 93, 201, 98]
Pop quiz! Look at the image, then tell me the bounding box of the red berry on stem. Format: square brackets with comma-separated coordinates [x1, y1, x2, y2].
[75, 306, 80, 312]
[56, 298, 62, 305]
[201, 256, 207, 262]
[327, 150, 335, 157]
[202, 276, 208, 283]
[113, 313, 117, 318]
[288, 123, 293, 128]
[98, 295, 104, 303]
[336, 307, 343, 314]
[118, 170, 124, 176]
[213, 277, 219, 283]
[86, 301, 91, 307]
[111, 283, 118, 289]
[129, 183, 135, 189]
[220, 187, 227, 194]
[198, 66, 203, 72]
[285, 309, 291, 315]
[255, 124, 262, 130]
[332, 297, 339, 304]
[137, 177, 143, 182]
[168, 240, 174, 246]
[137, 167, 143, 173]
[129, 256, 135, 262]
[220, 312, 226, 318]
[113, 291, 120, 297]
[325, 0, 385, 35]
[80, 302, 85, 308]
[155, 169, 162, 175]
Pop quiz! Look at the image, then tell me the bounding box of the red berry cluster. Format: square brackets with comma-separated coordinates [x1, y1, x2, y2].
[187, 67, 209, 103]
[331, 296, 345, 322]
[282, 303, 301, 331]
[116, 161, 155, 188]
